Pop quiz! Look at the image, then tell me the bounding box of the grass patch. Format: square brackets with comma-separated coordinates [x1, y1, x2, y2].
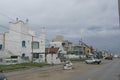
[0, 62, 48, 71]
[70, 58, 86, 62]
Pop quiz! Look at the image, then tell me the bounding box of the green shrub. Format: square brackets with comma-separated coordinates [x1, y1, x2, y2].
[0, 62, 48, 71]
[70, 58, 86, 62]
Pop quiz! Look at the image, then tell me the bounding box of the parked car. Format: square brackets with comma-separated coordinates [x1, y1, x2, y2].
[85, 57, 101, 64]
[105, 56, 113, 60]
[0, 70, 7, 80]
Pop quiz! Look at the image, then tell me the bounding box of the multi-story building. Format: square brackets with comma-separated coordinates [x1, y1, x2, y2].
[79, 41, 93, 56]
[62, 40, 73, 54]
[0, 18, 45, 64]
[52, 35, 64, 42]
[101, 50, 110, 58]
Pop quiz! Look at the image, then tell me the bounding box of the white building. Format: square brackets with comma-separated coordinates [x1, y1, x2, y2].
[44, 41, 66, 64]
[45, 48, 61, 64]
[50, 42, 66, 54]
[0, 18, 45, 64]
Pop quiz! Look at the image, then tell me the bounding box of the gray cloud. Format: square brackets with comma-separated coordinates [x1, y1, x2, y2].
[0, 0, 119, 54]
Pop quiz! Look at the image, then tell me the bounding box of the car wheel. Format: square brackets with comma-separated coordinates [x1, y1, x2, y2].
[97, 62, 100, 64]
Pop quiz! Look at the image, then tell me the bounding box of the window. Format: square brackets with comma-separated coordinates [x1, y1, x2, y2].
[32, 41, 39, 49]
[87, 50, 89, 53]
[0, 44, 2, 50]
[22, 41, 26, 47]
[22, 53, 25, 57]
[0, 58, 3, 62]
[39, 55, 43, 58]
[11, 56, 18, 58]
[33, 53, 39, 58]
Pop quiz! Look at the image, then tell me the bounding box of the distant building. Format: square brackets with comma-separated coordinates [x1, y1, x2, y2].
[50, 36, 94, 59]
[49, 42, 66, 54]
[52, 36, 72, 54]
[101, 50, 110, 58]
[47, 36, 67, 63]
[45, 47, 61, 64]
[0, 18, 45, 64]
[52, 35, 64, 42]
[79, 41, 94, 55]
[62, 40, 73, 54]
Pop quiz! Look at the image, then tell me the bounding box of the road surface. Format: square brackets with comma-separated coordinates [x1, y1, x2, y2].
[71, 59, 120, 80]
[4, 60, 114, 80]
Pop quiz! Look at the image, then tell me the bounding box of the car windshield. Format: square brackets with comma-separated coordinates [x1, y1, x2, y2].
[87, 57, 93, 60]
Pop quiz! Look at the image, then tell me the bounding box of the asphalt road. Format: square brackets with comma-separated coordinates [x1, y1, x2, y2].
[71, 59, 120, 80]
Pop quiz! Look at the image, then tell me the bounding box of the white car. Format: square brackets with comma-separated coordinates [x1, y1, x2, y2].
[85, 57, 101, 64]
[63, 61, 73, 70]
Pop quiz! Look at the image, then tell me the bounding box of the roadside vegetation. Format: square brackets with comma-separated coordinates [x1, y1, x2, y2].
[70, 58, 86, 62]
[0, 58, 87, 71]
[0, 62, 48, 71]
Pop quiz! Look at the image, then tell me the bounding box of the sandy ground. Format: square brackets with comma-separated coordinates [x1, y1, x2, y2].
[7, 60, 110, 80]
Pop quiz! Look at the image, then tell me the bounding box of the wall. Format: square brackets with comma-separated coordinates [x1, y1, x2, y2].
[0, 34, 3, 49]
[66, 54, 79, 59]
[46, 54, 61, 64]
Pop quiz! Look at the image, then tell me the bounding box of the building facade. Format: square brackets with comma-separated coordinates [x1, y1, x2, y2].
[0, 19, 45, 64]
[45, 47, 61, 64]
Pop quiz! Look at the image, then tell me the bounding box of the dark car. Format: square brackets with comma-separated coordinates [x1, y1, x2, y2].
[0, 70, 7, 80]
[105, 57, 113, 60]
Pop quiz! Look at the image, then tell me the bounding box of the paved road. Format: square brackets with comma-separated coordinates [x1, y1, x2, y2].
[5, 65, 63, 77]
[71, 59, 120, 80]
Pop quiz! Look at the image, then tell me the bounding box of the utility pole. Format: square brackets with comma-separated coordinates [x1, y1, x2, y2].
[31, 36, 34, 62]
[45, 39, 50, 63]
[3, 33, 5, 49]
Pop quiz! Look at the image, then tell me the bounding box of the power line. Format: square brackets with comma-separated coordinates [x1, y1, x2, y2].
[0, 12, 45, 39]
[0, 12, 14, 21]
[0, 24, 33, 37]
[0, 24, 44, 40]
[0, 38, 21, 43]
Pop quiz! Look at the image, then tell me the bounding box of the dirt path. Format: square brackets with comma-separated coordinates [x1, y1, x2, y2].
[7, 60, 110, 80]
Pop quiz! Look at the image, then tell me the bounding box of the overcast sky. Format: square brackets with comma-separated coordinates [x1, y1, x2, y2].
[0, 0, 120, 54]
